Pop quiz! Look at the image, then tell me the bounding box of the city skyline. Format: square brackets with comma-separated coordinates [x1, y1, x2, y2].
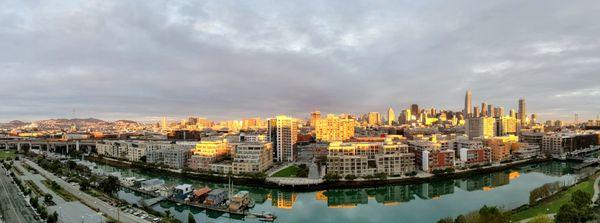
[2, 1, 600, 122]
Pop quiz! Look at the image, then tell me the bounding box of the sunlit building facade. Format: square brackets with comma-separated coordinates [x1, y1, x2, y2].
[315, 114, 356, 142]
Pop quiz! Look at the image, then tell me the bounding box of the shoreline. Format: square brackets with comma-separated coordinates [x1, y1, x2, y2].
[86, 156, 559, 192]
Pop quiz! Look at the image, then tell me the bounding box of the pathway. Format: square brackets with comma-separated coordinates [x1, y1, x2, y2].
[15, 161, 107, 223]
[23, 159, 151, 223]
[592, 174, 600, 203]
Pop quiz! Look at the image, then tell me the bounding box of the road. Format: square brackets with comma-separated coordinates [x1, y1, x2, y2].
[0, 165, 39, 223]
[14, 161, 106, 223]
[23, 159, 150, 223]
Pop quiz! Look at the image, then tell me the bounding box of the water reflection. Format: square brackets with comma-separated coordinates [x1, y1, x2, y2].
[106, 161, 577, 223]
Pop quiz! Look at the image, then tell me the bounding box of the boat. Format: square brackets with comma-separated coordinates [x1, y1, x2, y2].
[247, 200, 256, 208]
[259, 216, 275, 222]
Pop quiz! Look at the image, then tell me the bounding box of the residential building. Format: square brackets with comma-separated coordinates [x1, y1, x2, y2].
[268, 115, 298, 162]
[231, 142, 274, 174]
[368, 112, 382, 126]
[513, 143, 540, 159]
[326, 139, 415, 177]
[315, 114, 356, 142]
[188, 140, 229, 171]
[146, 145, 193, 169]
[541, 132, 600, 156]
[496, 116, 518, 136]
[465, 117, 496, 140]
[408, 140, 455, 172]
[485, 136, 519, 163]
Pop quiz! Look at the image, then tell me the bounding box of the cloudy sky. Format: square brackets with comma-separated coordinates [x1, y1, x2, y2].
[1, 0, 599, 122]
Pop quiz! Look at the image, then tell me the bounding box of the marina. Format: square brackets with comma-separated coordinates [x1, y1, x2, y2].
[101, 161, 585, 223]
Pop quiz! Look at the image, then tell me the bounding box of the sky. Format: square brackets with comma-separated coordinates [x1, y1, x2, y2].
[1, 0, 599, 122]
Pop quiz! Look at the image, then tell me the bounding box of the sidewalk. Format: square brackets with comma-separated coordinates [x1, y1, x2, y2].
[592, 174, 600, 203]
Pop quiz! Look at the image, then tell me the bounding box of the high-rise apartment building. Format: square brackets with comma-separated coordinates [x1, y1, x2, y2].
[368, 112, 382, 126]
[309, 111, 321, 128]
[315, 114, 356, 142]
[411, 104, 420, 117]
[464, 90, 472, 118]
[481, 102, 488, 117]
[387, 107, 396, 125]
[496, 116, 518, 136]
[465, 117, 496, 140]
[518, 99, 526, 125]
[268, 115, 298, 162]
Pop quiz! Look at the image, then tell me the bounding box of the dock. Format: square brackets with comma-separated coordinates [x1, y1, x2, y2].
[121, 185, 277, 220]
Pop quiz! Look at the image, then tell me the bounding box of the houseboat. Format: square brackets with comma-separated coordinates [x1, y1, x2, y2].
[173, 184, 193, 200]
[191, 187, 211, 203]
[229, 191, 251, 211]
[204, 189, 228, 206]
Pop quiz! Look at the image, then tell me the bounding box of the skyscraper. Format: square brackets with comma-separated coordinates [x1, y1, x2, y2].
[309, 111, 321, 127]
[481, 102, 488, 117]
[161, 117, 168, 130]
[387, 107, 396, 125]
[473, 106, 480, 118]
[411, 104, 420, 117]
[518, 99, 526, 125]
[464, 90, 472, 117]
[268, 115, 298, 162]
[488, 104, 494, 118]
[368, 112, 382, 126]
[509, 109, 516, 118]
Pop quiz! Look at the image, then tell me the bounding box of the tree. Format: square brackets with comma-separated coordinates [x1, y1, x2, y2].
[437, 217, 453, 223]
[324, 173, 340, 182]
[188, 213, 196, 223]
[139, 155, 147, 163]
[99, 176, 120, 194]
[344, 174, 357, 181]
[478, 205, 510, 223]
[454, 214, 466, 223]
[80, 179, 90, 191]
[375, 172, 388, 180]
[44, 193, 53, 203]
[46, 211, 58, 223]
[556, 202, 580, 223]
[556, 190, 593, 223]
[570, 190, 591, 207]
[30, 196, 39, 208]
[67, 160, 77, 170]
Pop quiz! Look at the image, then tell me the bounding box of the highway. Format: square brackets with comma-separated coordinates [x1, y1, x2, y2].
[23, 159, 150, 223]
[0, 164, 39, 223]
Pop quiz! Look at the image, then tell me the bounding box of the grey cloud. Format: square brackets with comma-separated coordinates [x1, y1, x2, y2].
[1, 0, 599, 122]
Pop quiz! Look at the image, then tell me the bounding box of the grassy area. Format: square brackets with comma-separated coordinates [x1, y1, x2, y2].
[272, 165, 302, 177]
[42, 180, 77, 202]
[0, 150, 16, 160]
[12, 165, 23, 176]
[511, 174, 597, 221]
[25, 180, 45, 197]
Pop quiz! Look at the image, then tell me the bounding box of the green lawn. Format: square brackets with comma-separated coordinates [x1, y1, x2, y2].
[511, 174, 597, 221]
[0, 150, 16, 160]
[272, 165, 302, 177]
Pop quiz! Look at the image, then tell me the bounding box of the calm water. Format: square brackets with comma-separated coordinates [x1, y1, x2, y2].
[96, 162, 578, 223]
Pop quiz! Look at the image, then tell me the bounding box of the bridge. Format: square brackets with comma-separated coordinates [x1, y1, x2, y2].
[0, 138, 97, 154]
